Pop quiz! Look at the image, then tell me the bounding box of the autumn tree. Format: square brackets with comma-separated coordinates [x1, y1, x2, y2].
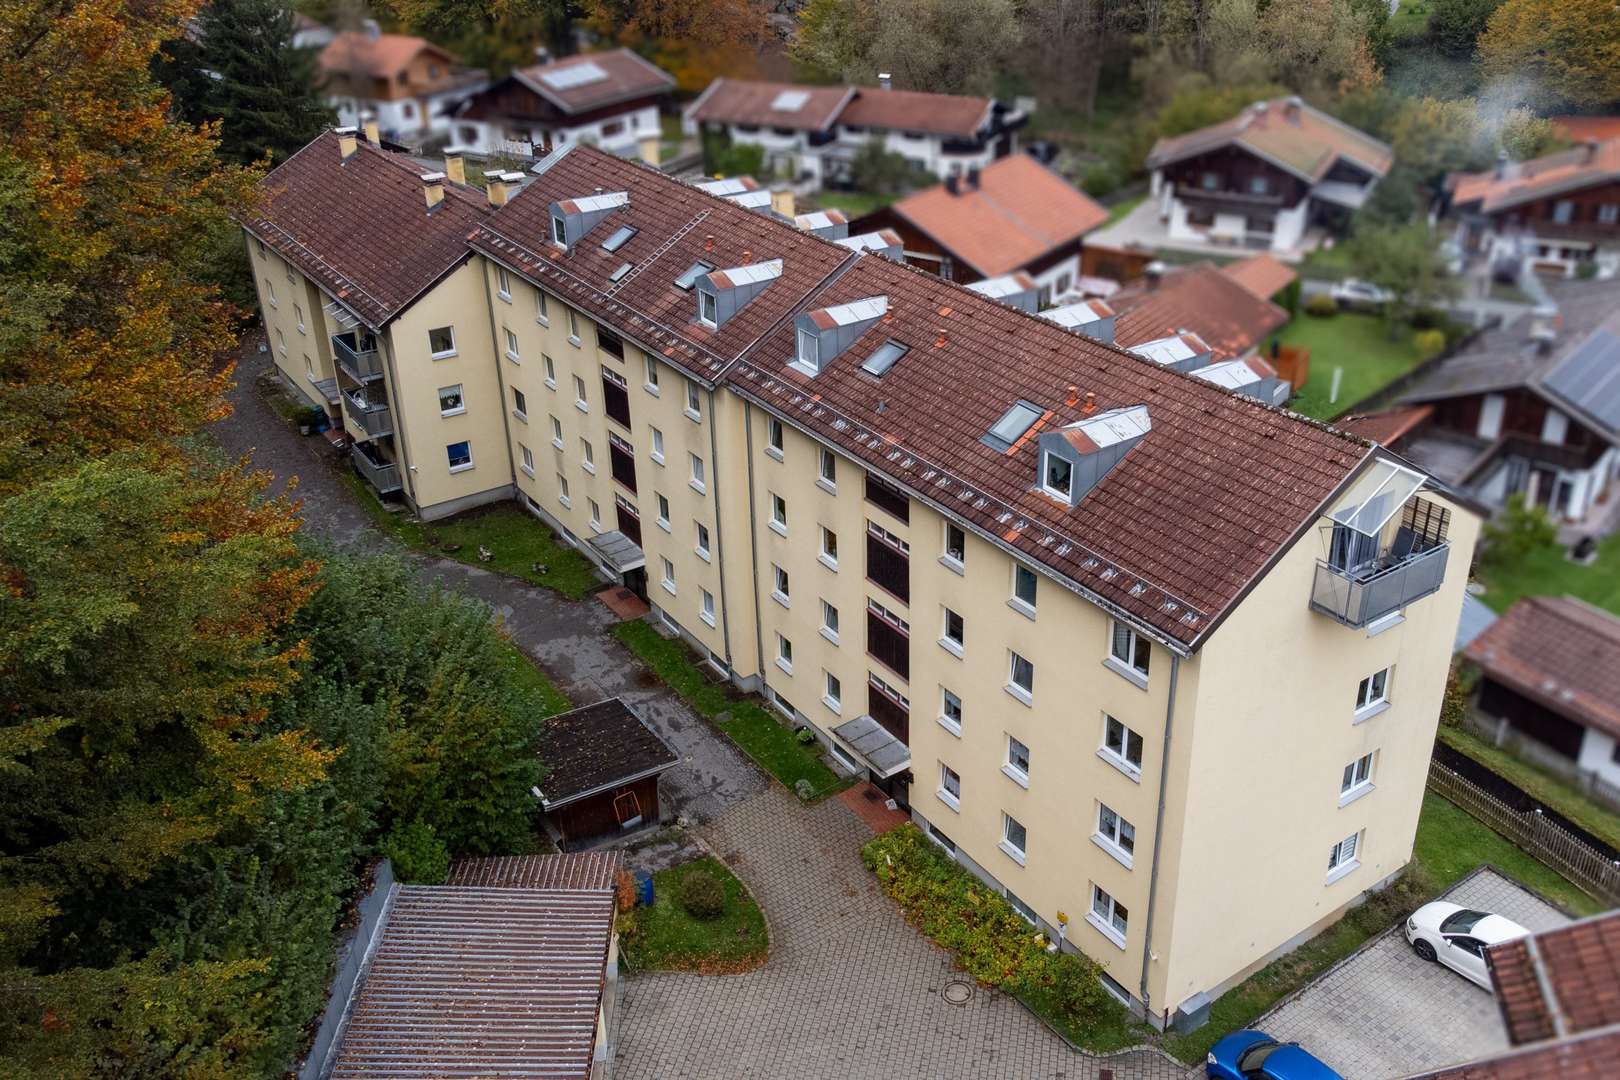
[791, 0, 1022, 96]
[0, 0, 258, 494]
[580, 0, 770, 93]
[1427, 0, 1501, 55]
[1478, 0, 1620, 109]
[1343, 222, 1458, 333]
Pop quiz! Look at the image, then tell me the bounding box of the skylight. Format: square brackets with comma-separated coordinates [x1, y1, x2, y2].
[539, 61, 609, 91]
[674, 261, 712, 291]
[601, 225, 638, 252]
[861, 340, 909, 377]
[771, 89, 811, 112]
[609, 262, 633, 283]
[986, 401, 1043, 449]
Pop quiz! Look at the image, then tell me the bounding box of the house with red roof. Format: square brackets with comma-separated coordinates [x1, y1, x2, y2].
[318, 21, 485, 142]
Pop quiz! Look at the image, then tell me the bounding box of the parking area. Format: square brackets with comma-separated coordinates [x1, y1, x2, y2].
[1255, 868, 1571, 1079]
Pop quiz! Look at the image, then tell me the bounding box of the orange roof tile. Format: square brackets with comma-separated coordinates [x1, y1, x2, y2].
[1148, 98, 1392, 182]
[318, 31, 452, 81]
[1220, 253, 1297, 299]
[839, 88, 991, 139]
[1450, 137, 1620, 215]
[1110, 264, 1289, 360]
[1337, 404, 1433, 446]
[1551, 116, 1620, 144]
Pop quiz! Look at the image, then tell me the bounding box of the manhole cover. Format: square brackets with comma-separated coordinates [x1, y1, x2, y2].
[942, 979, 974, 1005]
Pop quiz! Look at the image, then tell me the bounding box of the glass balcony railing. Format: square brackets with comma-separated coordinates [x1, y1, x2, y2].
[333, 332, 384, 382]
[1310, 543, 1450, 628]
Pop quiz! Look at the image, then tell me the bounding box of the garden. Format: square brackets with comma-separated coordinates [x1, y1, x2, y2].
[620, 857, 768, 973]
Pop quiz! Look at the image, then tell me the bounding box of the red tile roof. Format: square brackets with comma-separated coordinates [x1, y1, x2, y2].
[1337, 404, 1433, 447]
[470, 145, 851, 383]
[888, 154, 1109, 277]
[1464, 596, 1620, 739]
[318, 31, 452, 81]
[510, 47, 674, 115]
[685, 78, 853, 132]
[731, 249, 1369, 647]
[1450, 137, 1620, 215]
[1488, 909, 1620, 1045]
[1551, 116, 1620, 143]
[1111, 264, 1289, 360]
[1403, 1027, 1620, 1079]
[1220, 253, 1297, 299]
[1148, 97, 1393, 182]
[449, 852, 623, 891]
[838, 87, 992, 139]
[244, 131, 489, 328]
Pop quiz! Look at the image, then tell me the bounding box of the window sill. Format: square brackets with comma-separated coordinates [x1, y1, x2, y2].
[650, 452, 665, 466]
[816, 478, 837, 496]
[936, 789, 960, 813]
[930, 716, 958, 740]
[661, 581, 677, 597]
[568, 335, 582, 348]
[1007, 598, 1037, 621]
[442, 407, 467, 418]
[768, 520, 788, 538]
[998, 839, 1026, 867]
[505, 351, 521, 364]
[431, 351, 458, 361]
[1103, 656, 1149, 691]
[581, 462, 596, 475]
[772, 591, 791, 610]
[700, 611, 716, 628]
[695, 548, 711, 564]
[1086, 911, 1127, 950]
[551, 438, 564, 450]
[574, 401, 589, 414]
[589, 522, 603, 534]
[1091, 833, 1134, 870]
[689, 480, 707, 495]
[1353, 701, 1390, 725]
[559, 495, 572, 508]
[765, 446, 784, 463]
[1004, 683, 1033, 707]
[1097, 749, 1143, 783]
[644, 383, 660, 397]
[819, 626, 839, 646]
[1001, 763, 1030, 789]
[545, 378, 558, 390]
[939, 555, 965, 577]
[684, 408, 702, 424]
[520, 464, 535, 478]
[1339, 783, 1375, 809]
[498, 291, 512, 304]
[449, 463, 475, 475]
[1366, 611, 1404, 637]
[822, 695, 842, 716]
[1325, 859, 1361, 886]
[536, 315, 549, 327]
[512, 410, 528, 423]
[938, 638, 964, 659]
[654, 517, 671, 534]
[775, 657, 793, 676]
[818, 553, 838, 572]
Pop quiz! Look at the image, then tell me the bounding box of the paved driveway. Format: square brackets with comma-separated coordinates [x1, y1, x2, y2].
[1255, 868, 1571, 1079]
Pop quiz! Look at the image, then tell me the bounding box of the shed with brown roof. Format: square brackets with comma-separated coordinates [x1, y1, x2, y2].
[533, 698, 679, 849]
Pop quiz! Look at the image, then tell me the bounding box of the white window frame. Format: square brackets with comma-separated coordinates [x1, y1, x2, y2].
[1011, 563, 1037, 615]
[999, 813, 1027, 866]
[823, 671, 842, 715]
[1355, 668, 1391, 720]
[573, 375, 588, 413]
[1007, 650, 1034, 705]
[1003, 734, 1031, 788]
[819, 526, 838, 570]
[588, 498, 601, 531]
[697, 289, 718, 328]
[1327, 831, 1361, 883]
[689, 453, 706, 494]
[519, 444, 534, 477]
[655, 493, 671, 530]
[766, 417, 785, 459]
[1106, 621, 1151, 689]
[769, 492, 787, 535]
[551, 214, 567, 246]
[937, 763, 961, 811]
[504, 327, 520, 362]
[567, 308, 581, 345]
[557, 473, 570, 506]
[1340, 753, 1375, 806]
[536, 289, 549, 325]
[818, 447, 837, 492]
[512, 387, 528, 422]
[660, 557, 676, 595]
[1094, 803, 1136, 868]
[695, 521, 711, 561]
[580, 437, 595, 474]
[942, 522, 966, 573]
[446, 440, 474, 473]
[429, 326, 456, 359]
[772, 564, 790, 608]
[543, 354, 557, 388]
[438, 383, 466, 417]
[650, 426, 665, 464]
[820, 599, 839, 644]
[775, 632, 793, 674]
[497, 267, 512, 301]
[644, 355, 660, 394]
[940, 607, 965, 657]
[685, 379, 703, 422]
[550, 415, 563, 448]
[795, 327, 819, 371]
[700, 587, 716, 627]
[939, 687, 963, 737]
[1100, 715, 1143, 781]
[294, 303, 305, 333]
[1088, 884, 1128, 948]
[1040, 450, 1073, 502]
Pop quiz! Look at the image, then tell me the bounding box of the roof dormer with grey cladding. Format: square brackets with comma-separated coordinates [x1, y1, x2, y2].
[693, 258, 783, 329]
[836, 229, 905, 262]
[1040, 298, 1116, 344]
[967, 272, 1040, 314]
[1126, 331, 1212, 374]
[1193, 357, 1290, 406]
[1036, 405, 1152, 508]
[794, 210, 849, 239]
[790, 295, 889, 375]
[548, 190, 629, 250]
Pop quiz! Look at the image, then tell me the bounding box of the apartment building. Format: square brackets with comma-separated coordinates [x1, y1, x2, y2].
[247, 132, 1480, 1031]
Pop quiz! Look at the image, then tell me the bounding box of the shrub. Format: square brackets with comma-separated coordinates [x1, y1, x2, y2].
[1080, 161, 1120, 198]
[1439, 664, 1473, 728]
[795, 726, 815, 745]
[1051, 950, 1110, 1027]
[382, 821, 450, 885]
[1576, 261, 1598, 280]
[678, 870, 726, 920]
[1305, 292, 1339, 317]
[1413, 328, 1447, 359]
[1483, 493, 1557, 563]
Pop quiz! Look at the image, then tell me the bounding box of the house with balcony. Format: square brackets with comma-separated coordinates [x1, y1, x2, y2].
[1143, 97, 1392, 258]
[318, 22, 485, 142]
[1443, 136, 1620, 278]
[682, 75, 1026, 188]
[242, 127, 512, 518]
[446, 47, 673, 160]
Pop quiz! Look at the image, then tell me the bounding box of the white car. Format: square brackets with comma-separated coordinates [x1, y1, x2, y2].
[1405, 901, 1529, 989]
[1329, 278, 1394, 309]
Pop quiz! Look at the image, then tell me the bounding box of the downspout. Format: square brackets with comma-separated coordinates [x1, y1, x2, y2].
[705, 386, 735, 669]
[1139, 651, 1181, 1024]
[741, 404, 768, 693]
[378, 330, 419, 508]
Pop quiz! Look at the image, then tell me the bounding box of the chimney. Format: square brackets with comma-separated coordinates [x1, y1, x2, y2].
[361, 17, 380, 40]
[335, 125, 359, 160]
[742, 249, 752, 263]
[1584, 139, 1600, 163]
[934, 328, 947, 347]
[1082, 391, 1097, 415]
[878, 72, 892, 91]
[638, 135, 660, 166]
[484, 170, 512, 207]
[966, 167, 980, 190]
[1144, 260, 1166, 289]
[421, 171, 446, 211]
[945, 174, 960, 196]
[703, 234, 715, 252]
[1284, 95, 1303, 123]
[443, 147, 465, 185]
[1065, 385, 1079, 407]
[1495, 150, 1509, 179]
[1528, 302, 1560, 353]
[360, 111, 380, 145]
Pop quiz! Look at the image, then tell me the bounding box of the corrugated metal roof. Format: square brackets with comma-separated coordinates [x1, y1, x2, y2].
[540, 61, 608, 91]
[449, 853, 622, 891]
[330, 885, 615, 1079]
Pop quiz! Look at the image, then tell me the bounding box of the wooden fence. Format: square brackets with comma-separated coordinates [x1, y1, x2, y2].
[1428, 760, 1620, 906]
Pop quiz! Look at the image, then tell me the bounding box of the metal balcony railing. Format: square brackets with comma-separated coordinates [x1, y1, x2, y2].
[333, 332, 385, 382]
[1310, 543, 1450, 628]
[351, 441, 401, 494]
[342, 389, 393, 439]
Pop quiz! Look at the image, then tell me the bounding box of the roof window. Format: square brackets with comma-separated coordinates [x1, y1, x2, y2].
[861, 339, 909, 377]
[983, 401, 1044, 451]
[539, 61, 609, 90]
[609, 262, 633, 283]
[772, 89, 810, 112]
[601, 225, 638, 252]
[674, 260, 712, 291]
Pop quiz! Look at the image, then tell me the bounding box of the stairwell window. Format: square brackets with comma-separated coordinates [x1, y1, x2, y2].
[504, 328, 520, 361]
[446, 440, 473, 473]
[429, 326, 456, 358]
[1107, 621, 1151, 688]
[1000, 814, 1027, 866]
[1004, 735, 1031, 787]
[1089, 885, 1127, 947]
[1355, 668, 1390, 719]
[1095, 803, 1136, 867]
[1327, 831, 1361, 883]
[938, 764, 961, 811]
[1007, 651, 1034, 705]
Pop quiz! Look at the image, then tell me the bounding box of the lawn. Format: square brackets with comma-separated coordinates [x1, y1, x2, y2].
[496, 635, 571, 718]
[812, 190, 896, 219]
[611, 620, 847, 799]
[1298, 243, 1354, 283]
[1437, 724, 1620, 855]
[620, 857, 768, 973]
[1476, 532, 1620, 616]
[1161, 789, 1603, 1063]
[1278, 310, 1426, 419]
[1387, 0, 1432, 40]
[339, 470, 600, 599]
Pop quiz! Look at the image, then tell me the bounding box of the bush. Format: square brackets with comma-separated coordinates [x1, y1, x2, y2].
[678, 869, 727, 920]
[382, 821, 450, 885]
[795, 726, 815, 745]
[1080, 161, 1120, 198]
[1051, 950, 1110, 1026]
[1413, 328, 1447, 359]
[1305, 293, 1339, 317]
[1483, 493, 1558, 563]
[1577, 261, 1598, 280]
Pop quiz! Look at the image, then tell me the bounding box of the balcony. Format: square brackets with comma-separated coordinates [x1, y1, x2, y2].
[351, 439, 401, 495]
[342, 387, 393, 439]
[1311, 542, 1450, 628]
[1309, 461, 1453, 628]
[334, 331, 384, 382]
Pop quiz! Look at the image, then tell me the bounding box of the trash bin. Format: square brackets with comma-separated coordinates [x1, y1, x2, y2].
[636, 871, 654, 907]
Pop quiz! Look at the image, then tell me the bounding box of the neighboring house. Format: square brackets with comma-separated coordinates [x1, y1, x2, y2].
[683, 75, 1027, 187]
[1219, 252, 1298, 302]
[318, 22, 484, 141]
[1145, 96, 1393, 256]
[291, 13, 333, 50]
[447, 47, 673, 160]
[242, 129, 513, 520]
[1462, 595, 1620, 791]
[314, 852, 622, 1080]
[1109, 262, 1290, 362]
[534, 698, 679, 849]
[1340, 281, 1620, 527]
[852, 153, 1109, 301]
[259, 129, 1481, 1032]
[1405, 910, 1620, 1079]
[1444, 136, 1620, 278]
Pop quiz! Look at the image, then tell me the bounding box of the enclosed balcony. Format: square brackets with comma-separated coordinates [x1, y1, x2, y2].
[333, 331, 385, 382]
[351, 439, 401, 495]
[342, 386, 393, 440]
[1310, 461, 1452, 629]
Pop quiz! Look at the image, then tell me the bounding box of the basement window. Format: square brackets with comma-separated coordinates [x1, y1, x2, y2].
[601, 225, 638, 252]
[861, 339, 909, 377]
[983, 400, 1042, 452]
[674, 260, 712, 291]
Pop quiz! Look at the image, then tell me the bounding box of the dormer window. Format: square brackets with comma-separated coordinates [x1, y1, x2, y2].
[551, 214, 567, 246]
[1041, 451, 1073, 501]
[796, 328, 818, 369]
[698, 289, 718, 327]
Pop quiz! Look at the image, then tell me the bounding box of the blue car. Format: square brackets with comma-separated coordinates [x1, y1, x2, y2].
[1206, 1030, 1343, 1080]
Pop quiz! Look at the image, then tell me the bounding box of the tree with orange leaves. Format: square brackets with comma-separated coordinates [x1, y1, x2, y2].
[581, 0, 770, 94]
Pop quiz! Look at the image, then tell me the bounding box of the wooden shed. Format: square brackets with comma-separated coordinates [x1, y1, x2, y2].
[535, 698, 679, 850]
